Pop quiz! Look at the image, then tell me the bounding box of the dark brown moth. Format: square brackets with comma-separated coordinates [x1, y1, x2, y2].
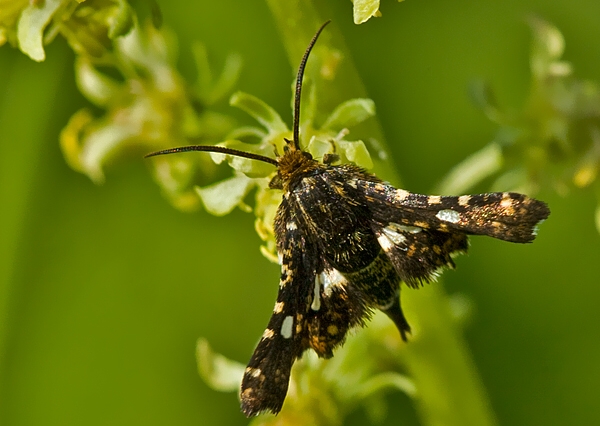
[146, 21, 550, 417]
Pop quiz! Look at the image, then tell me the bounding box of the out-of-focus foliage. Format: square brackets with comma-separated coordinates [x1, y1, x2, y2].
[60, 20, 242, 211]
[459, 17, 600, 231]
[3, 0, 242, 211]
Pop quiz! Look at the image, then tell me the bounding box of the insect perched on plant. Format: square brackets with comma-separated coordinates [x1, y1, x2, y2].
[146, 21, 550, 417]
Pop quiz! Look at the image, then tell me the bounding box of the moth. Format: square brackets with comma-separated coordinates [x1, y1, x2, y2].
[146, 21, 550, 417]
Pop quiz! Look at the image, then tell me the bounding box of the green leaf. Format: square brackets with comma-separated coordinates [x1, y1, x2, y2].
[108, 0, 135, 39]
[338, 140, 374, 169]
[307, 137, 334, 161]
[196, 338, 245, 392]
[195, 173, 256, 216]
[192, 44, 243, 105]
[353, 0, 381, 25]
[230, 91, 288, 135]
[16, 0, 63, 61]
[74, 57, 122, 107]
[208, 52, 243, 105]
[218, 140, 276, 177]
[528, 16, 572, 80]
[436, 142, 503, 195]
[321, 98, 375, 132]
[79, 121, 138, 184]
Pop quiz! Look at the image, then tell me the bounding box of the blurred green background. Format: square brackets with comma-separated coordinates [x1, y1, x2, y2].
[1, 1, 600, 425]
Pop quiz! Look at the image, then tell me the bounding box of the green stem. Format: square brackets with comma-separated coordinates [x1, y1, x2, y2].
[265, 1, 498, 425]
[402, 286, 498, 426]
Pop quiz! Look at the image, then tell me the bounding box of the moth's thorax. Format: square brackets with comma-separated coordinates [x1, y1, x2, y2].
[274, 149, 323, 192]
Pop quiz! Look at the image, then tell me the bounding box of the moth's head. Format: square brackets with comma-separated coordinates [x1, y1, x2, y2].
[270, 146, 317, 190]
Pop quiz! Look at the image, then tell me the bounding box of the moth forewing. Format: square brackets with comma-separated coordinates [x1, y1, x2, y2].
[357, 181, 549, 243]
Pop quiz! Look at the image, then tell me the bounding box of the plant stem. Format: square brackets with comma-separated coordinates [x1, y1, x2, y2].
[265, 1, 498, 425]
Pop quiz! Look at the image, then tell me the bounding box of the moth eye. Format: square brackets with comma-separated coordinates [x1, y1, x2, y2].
[303, 152, 313, 160]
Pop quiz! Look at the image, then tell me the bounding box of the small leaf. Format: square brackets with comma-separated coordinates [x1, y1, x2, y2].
[528, 16, 568, 80]
[108, 0, 135, 39]
[75, 57, 122, 107]
[338, 140, 374, 169]
[230, 91, 288, 135]
[353, 372, 417, 400]
[219, 140, 275, 177]
[192, 44, 242, 105]
[196, 338, 245, 392]
[195, 173, 256, 216]
[79, 121, 138, 184]
[307, 136, 334, 161]
[60, 109, 94, 173]
[207, 52, 242, 105]
[353, 0, 381, 25]
[321, 98, 375, 131]
[529, 15, 565, 61]
[437, 142, 503, 195]
[16, 0, 62, 61]
[191, 42, 212, 98]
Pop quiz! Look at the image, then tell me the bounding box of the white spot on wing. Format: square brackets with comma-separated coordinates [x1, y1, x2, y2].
[428, 195, 442, 204]
[246, 367, 262, 378]
[436, 209, 461, 223]
[286, 221, 298, 231]
[458, 195, 471, 206]
[377, 233, 395, 251]
[281, 316, 294, 339]
[262, 328, 274, 340]
[378, 232, 408, 252]
[395, 189, 410, 201]
[382, 225, 407, 245]
[311, 276, 321, 311]
[319, 268, 346, 296]
[500, 197, 514, 209]
[378, 222, 423, 251]
[394, 223, 421, 234]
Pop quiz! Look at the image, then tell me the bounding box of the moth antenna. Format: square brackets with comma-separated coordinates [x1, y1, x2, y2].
[145, 145, 279, 166]
[291, 20, 331, 151]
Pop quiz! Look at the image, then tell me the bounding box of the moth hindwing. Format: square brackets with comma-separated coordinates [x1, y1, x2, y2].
[145, 21, 550, 417]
